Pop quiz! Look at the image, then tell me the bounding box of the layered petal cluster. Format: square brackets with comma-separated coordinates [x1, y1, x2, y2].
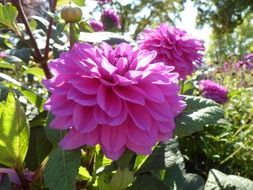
[138, 23, 205, 79]
[44, 42, 186, 160]
[90, 19, 104, 32]
[101, 9, 121, 30]
[199, 80, 228, 104]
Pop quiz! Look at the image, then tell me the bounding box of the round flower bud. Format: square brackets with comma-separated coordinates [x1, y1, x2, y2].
[61, 3, 82, 23]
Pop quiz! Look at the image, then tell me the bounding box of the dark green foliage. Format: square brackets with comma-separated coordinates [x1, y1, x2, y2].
[175, 96, 224, 137]
[44, 148, 81, 190]
[193, 0, 253, 33]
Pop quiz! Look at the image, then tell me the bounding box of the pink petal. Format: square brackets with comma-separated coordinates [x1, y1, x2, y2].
[100, 125, 127, 160]
[97, 85, 122, 117]
[60, 128, 100, 149]
[93, 106, 127, 126]
[73, 105, 97, 133]
[67, 88, 97, 106]
[68, 76, 100, 95]
[0, 168, 20, 185]
[113, 85, 145, 105]
[125, 119, 157, 154]
[114, 43, 132, 56]
[126, 102, 151, 131]
[146, 100, 173, 121]
[99, 58, 117, 77]
[112, 74, 136, 86]
[135, 51, 157, 70]
[137, 83, 165, 103]
[101, 42, 113, 57]
[50, 100, 75, 117]
[50, 116, 72, 129]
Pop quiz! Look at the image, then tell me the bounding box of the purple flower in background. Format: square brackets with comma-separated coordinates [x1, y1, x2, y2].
[90, 19, 104, 32]
[43, 42, 186, 160]
[0, 168, 34, 186]
[199, 80, 228, 104]
[0, 52, 7, 58]
[236, 53, 253, 70]
[101, 9, 121, 30]
[138, 23, 205, 79]
[97, 0, 112, 4]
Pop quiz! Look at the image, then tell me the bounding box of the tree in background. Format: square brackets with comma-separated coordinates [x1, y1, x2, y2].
[191, 0, 253, 64]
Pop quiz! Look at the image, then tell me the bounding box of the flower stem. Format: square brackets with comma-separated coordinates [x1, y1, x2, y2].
[11, 0, 52, 79]
[15, 169, 29, 190]
[69, 23, 75, 49]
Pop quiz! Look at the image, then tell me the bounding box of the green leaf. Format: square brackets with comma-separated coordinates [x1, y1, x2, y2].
[79, 21, 94, 33]
[23, 67, 45, 80]
[44, 148, 81, 190]
[133, 154, 149, 172]
[109, 168, 134, 190]
[0, 61, 15, 70]
[175, 96, 224, 137]
[25, 126, 52, 170]
[77, 166, 92, 181]
[56, 0, 85, 8]
[136, 140, 184, 173]
[0, 89, 30, 168]
[0, 3, 20, 34]
[205, 169, 253, 190]
[18, 88, 45, 112]
[44, 113, 65, 146]
[0, 79, 46, 112]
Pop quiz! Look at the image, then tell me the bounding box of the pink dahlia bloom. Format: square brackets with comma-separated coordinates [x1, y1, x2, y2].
[90, 19, 104, 32]
[138, 23, 205, 79]
[199, 80, 228, 104]
[101, 9, 121, 31]
[43, 42, 186, 160]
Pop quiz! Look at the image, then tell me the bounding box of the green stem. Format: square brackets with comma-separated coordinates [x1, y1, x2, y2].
[69, 23, 75, 49]
[180, 79, 185, 94]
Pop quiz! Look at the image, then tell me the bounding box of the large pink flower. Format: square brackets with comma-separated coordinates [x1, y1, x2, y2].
[138, 23, 205, 79]
[43, 43, 186, 160]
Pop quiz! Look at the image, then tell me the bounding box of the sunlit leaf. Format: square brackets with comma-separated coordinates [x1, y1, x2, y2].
[0, 3, 20, 35]
[0, 89, 30, 168]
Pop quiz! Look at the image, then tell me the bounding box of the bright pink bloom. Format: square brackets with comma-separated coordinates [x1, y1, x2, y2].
[101, 9, 121, 30]
[199, 80, 228, 104]
[138, 23, 205, 79]
[44, 43, 186, 160]
[90, 19, 104, 32]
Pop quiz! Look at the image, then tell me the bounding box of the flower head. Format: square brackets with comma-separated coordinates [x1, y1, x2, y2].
[97, 0, 112, 4]
[101, 9, 121, 30]
[199, 80, 228, 104]
[90, 19, 104, 32]
[138, 23, 205, 79]
[44, 42, 186, 160]
[236, 53, 253, 70]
